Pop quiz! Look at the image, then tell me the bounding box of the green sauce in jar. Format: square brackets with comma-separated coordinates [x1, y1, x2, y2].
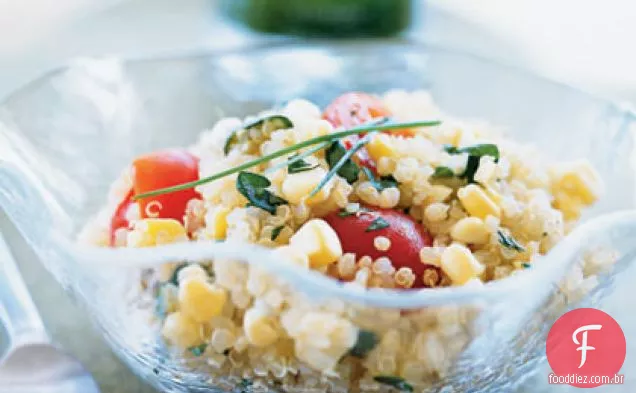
[220, 0, 412, 37]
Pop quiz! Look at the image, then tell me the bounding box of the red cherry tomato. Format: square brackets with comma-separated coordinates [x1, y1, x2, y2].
[132, 149, 200, 222]
[323, 92, 391, 129]
[109, 189, 133, 246]
[323, 206, 434, 288]
[322, 92, 415, 137]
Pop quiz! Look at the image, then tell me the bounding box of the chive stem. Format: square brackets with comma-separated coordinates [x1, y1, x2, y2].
[133, 120, 441, 200]
[264, 141, 330, 174]
[309, 134, 371, 197]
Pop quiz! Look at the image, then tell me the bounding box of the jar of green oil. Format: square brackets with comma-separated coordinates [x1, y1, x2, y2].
[220, 0, 412, 37]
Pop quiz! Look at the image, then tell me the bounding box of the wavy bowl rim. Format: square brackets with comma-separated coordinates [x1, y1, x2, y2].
[4, 39, 636, 308]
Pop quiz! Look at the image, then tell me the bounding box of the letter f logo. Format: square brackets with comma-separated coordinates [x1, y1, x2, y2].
[572, 324, 603, 368]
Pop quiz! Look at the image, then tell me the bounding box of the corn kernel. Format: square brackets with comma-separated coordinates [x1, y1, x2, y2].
[179, 279, 227, 323]
[440, 244, 485, 285]
[243, 307, 279, 347]
[177, 264, 209, 284]
[457, 184, 501, 219]
[551, 160, 603, 205]
[366, 133, 396, 161]
[282, 167, 331, 205]
[450, 217, 490, 244]
[161, 311, 203, 348]
[127, 218, 188, 247]
[274, 245, 310, 269]
[204, 205, 231, 240]
[290, 219, 343, 268]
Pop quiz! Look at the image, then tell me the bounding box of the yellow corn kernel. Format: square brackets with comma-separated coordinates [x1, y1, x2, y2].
[281, 167, 331, 205]
[440, 243, 485, 285]
[553, 191, 585, 220]
[205, 206, 230, 240]
[366, 133, 396, 161]
[179, 279, 227, 323]
[243, 307, 279, 347]
[161, 311, 203, 348]
[290, 219, 343, 268]
[457, 184, 501, 219]
[127, 218, 187, 247]
[551, 161, 603, 205]
[484, 185, 503, 205]
[177, 264, 209, 284]
[450, 217, 490, 245]
[274, 245, 310, 269]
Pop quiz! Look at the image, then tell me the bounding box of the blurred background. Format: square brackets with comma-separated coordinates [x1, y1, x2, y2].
[1, 0, 635, 392]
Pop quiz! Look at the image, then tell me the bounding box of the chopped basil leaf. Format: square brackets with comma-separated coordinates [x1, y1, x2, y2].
[236, 171, 287, 215]
[224, 115, 293, 155]
[497, 229, 526, 252]
[366, 217, 390, 232]
[373, 376, 413, 392]
[287, 154, 318, 174]
[271, 225, 284, 241]
[240, 378, 253, 391]
[463, 155, 481, 183]
[432, 166, 455, 178]
[350, 329, 379, 358]
[326, 141, 360, 184]
[362, 167, 398, 191]
[522, 262, 531, 269]
[168, 263, 189, 286]
[188, 343, 207, 357]
[444, 143, 500, 183]
[338, 210, 356, 217]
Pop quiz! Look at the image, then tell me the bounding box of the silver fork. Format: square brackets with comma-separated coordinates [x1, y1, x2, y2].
[0, 231, 100, 393]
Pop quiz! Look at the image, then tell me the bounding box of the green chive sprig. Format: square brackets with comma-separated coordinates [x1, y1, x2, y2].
[133, 120, 441, 200]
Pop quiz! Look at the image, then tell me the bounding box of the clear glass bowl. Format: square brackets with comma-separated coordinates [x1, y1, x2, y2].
[1, 41, 636, 393]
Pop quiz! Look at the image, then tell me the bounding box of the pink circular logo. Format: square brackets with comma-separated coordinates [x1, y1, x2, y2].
[546, 308, 626, 388]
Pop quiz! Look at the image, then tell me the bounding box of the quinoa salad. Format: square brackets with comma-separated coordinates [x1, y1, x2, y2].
[80, 90, 615, 391]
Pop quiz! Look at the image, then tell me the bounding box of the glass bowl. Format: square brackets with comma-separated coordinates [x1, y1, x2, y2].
[1, 41, 636, 393]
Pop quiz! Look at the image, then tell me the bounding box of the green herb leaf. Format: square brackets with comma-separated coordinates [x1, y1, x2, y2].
[311, 135, 370, 196]
[134, 120, 442, 200]
[236, 172, 287, 215]
[373, 376, 413, 392]
[362, 167, 398, 191]
[326, 141, 360, 184]
[224, 115, 293, 155]
[188, 343, 207, 357]
[168, 263, 189, 286]
[444, 143, 500, 183]
[338, 210, 356, 217]
[271, 225, 284, 241]
[522, 262, 531, 269]
[366, 217, 390, 232]
[287, 154, 319, 174]
[497, 229, 526, 252]
[239, 378, 253, 392]
[432, 166, 455, 179]
[350, 329, 379, 358]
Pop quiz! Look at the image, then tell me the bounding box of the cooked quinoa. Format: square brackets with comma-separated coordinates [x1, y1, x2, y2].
[80, 90, 615, 391]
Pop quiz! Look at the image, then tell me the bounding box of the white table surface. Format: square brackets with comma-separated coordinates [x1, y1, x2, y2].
[1, 1, 635, 392]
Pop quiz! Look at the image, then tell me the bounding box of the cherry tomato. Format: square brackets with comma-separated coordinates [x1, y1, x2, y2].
[323, 92, 391, 129]
[323, 206, 434, 288]
[110, 189, 133, 246]
[132, 149, 200, 222]
[322, 92, 414, 137]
